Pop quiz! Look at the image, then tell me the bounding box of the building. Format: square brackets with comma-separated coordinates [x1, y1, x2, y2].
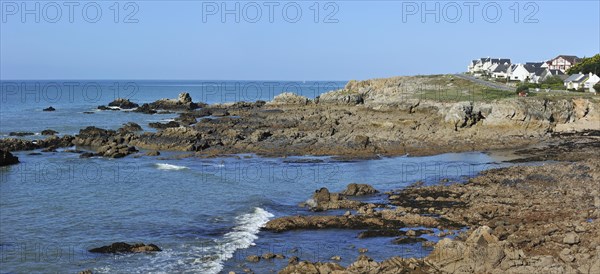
[583, 73, 600, 92]
[546, 55, 582, 72]
[491, 63, 510, 78]
[564, 73, 589, 90]
[468, 58, 511, 74]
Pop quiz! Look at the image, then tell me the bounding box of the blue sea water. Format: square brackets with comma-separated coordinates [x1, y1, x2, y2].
[1, 80, 510, 273]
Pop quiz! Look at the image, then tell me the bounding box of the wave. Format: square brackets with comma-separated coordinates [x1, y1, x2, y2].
[205, 207, 274, 273]
[154, 163, 189, 171]
[116, 207, 274, 274]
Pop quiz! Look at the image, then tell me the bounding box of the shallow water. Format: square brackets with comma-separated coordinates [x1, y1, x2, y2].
[1, 80, 511, 273]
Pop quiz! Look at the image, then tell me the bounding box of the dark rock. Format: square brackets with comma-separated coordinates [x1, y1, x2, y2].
[392, 237, 427, 244]
[119, 122, 143, 133]
[133, 103, 157, 114]
[9, 132, 34, 137]
[41, 129, 58, 136]
[149, 121, 180, 129]
[108, 98, 139, 109]
[80, 152, 95, 158]
[89, 242, 161, 253]
[149, 92, 202, 111]
[43, 106, 56, 111]
[0, 150, 19, 166]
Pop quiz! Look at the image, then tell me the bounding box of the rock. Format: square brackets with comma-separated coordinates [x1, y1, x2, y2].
[559, 248, 575, 262]
[9, 132, 34, 137]
[149, 92, 201, 111]
[268, 92, 310, 105]
[79, 152, 95, 158]
[330, 255, 341, 261]
[119, 122, 143, 133]
[78, 270, 93, 274]
[288, 256, 299, 265]
[88, 242, 161, 253]
[341, 183, 378, 196]
[133, 103, 158, 114]
[250, 130, 272, 142]
[145, 150, 160, 156]
[0, 150, 19, 166]
[406, 230, 416, 236]
[43, 106, 56, 111]
[246, 255, 260, 262]
[563, 232, 580, 245]
[262, 253, 276, 260]
[149, 121, 180, 129]
[358, 248, 368, 253]
[108, 98, 139, 109]
[41, 129, 58, 135]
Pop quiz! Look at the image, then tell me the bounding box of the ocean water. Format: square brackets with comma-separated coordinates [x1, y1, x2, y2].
[1, 80, 510, 273]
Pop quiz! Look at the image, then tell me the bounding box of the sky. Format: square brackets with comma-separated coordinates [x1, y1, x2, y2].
[1, 0, 599, 81]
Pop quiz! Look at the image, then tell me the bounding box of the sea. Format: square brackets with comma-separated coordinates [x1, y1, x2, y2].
[0, 80, 511, 273]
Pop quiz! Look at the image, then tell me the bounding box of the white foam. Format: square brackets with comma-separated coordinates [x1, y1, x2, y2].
[122, 207, 273, 274]
[154, 163, 189, 171]
[206, 207, 274, 273]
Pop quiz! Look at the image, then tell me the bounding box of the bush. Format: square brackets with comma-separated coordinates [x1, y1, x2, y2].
[594, 82, 600, 92]
[516, 84, 529, 94]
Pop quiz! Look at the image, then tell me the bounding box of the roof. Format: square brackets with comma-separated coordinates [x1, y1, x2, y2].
[564, 74, 588, 83]
[492, 64, 509, 73]
[524, 62, 544, 73]
[552, 55, 581, 64]
[549, 69, 565, 75]
[533, 68, 548, 76]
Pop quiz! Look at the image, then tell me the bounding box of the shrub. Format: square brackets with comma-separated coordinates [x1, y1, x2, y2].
[593, 82, 600, 92]
[516, 84, 529, 94]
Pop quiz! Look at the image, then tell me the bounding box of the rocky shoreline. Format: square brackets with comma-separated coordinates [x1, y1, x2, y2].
[262, 139, 600, 274]
[1, 75, 599, 159]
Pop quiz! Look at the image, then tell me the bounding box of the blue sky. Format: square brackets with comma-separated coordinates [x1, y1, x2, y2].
[1, 1, 599, 80]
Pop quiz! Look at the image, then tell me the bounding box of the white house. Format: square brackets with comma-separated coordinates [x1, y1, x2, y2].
[546, 55, 582, 72]
[491, 64, 510, 78]
[468, 58, 511, 74]
[564, 73, 589, 90]
[583, 73, 600, 92]
[509, 64, 532, 82]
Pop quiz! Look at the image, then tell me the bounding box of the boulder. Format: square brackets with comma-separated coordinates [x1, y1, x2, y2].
[563, 232, 580, 245]
[0, 150, 19, 166]
[43, 106, 56, 111]
[268, 92, 310, 105]
[119, 122, 143, 133]
[341, 183, 379, 196]
[108, 98, 139, 109]
[41, 129, 58, 136]
[88, 242, 161, 253]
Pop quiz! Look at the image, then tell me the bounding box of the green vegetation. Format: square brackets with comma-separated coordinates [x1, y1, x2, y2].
[516, 84, 529, 94]
[567, 54, 600, 75]
[594, 82, 600, 92]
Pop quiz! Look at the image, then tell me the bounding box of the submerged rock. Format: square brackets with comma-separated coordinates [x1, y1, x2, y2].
[88, 242, 161, 253]
[0, 150, 19, 166]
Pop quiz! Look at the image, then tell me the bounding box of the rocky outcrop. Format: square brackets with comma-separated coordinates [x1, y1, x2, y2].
[0, 150, 19, 166]
[118, 122, 142, 133]
[41, 129, 58, 135]
[264, 215, 403, 233]
[341, 183, 379, 196]
[267, 92, 310, 105]
[149, 92, 202, 111]
[302, 187, 364, 211]
[43, 106, 55, 111]
[88, 242, 161, 253]
[108, 98, 139, 109]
